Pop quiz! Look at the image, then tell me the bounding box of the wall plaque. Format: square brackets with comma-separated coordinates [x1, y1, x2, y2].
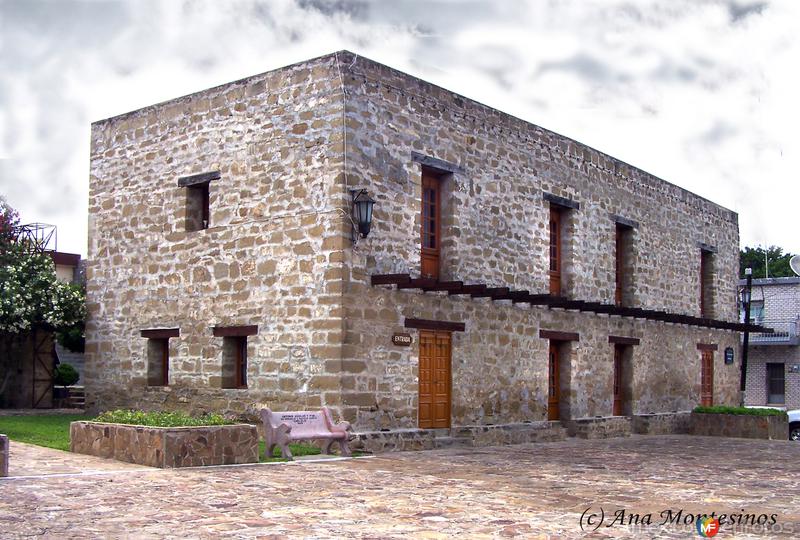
[724, 347, 734, 365]
[392, 333, 413, 346]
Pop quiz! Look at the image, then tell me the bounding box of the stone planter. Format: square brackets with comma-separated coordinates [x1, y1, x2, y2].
[690, 413, 788, 440]
[70, 421, 259, 468]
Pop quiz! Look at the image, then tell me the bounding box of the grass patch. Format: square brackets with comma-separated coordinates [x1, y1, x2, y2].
[693, 405, 787, 418]
[258, 441, 321, 462]
[93, 409, 233, 427]
[0, 414, 92, 451]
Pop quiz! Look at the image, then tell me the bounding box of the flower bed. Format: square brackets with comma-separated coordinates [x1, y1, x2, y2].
[690, 407, 788, 440]
[70, 410, 259, 468]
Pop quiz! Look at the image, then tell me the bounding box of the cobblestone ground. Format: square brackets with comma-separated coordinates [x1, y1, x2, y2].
[1, 435, 798, 539]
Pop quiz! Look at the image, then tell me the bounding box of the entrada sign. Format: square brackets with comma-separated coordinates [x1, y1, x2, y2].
[392, 333, 413, 346]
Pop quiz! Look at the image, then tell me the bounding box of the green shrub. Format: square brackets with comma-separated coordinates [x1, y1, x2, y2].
[94, 409, 234, 427]
[54, 363, 80, 386]
[693, 405, 787, 418]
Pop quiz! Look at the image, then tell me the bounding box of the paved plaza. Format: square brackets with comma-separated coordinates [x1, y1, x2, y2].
[1, 435, 798, 538]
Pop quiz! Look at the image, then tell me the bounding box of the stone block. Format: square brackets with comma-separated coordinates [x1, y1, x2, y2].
[690, 413, 788, 440]
[70, 422, 259, 468]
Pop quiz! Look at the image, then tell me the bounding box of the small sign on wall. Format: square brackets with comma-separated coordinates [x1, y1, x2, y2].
[790, 364, 800, 373]
[724, 347, 735, 365]
[392, 333, 413, 347]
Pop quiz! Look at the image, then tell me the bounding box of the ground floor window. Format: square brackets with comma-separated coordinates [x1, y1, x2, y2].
[222, 336, 248, 389]
[146, 338, 169, 386]
[766, 363, 785, 405]
[141, 328, 179, 387]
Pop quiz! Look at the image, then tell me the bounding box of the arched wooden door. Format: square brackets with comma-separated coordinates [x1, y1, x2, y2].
[419, 330, 451, 429]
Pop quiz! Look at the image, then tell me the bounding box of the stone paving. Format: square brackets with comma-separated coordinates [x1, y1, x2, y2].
[1, 435, 798, 538]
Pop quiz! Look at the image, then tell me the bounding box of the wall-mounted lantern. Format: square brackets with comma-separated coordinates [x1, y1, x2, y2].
[351, 189, 375, 240]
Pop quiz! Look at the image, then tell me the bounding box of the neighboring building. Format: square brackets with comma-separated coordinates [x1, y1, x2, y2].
[0, 247, 81, 409]
[743, 277, 800, 409]
[85, 51, 758, 444]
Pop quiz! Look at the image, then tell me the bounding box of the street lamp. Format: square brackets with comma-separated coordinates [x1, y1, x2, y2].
[350, 189, 375, 240]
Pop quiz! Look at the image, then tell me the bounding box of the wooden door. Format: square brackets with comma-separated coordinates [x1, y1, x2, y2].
[700, 349, 714, 406]
[419, 330, 451, 428]
[548, 342, 560, 420]
[549, 207, 561, 296]
[613, 345, 623, 416]
[421, 171, 441, 280]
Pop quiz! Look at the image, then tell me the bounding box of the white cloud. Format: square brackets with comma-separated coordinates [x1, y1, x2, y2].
[0, 0, 798, 256]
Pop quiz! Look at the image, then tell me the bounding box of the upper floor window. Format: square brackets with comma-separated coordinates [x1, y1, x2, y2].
[178, 171, 219, 232]
[421, 168, 442, 280]
[615, 222, 634, 306]
[543, 193, 580, 297]
[549, 206, 562, 295]
[700, 247, 715, 318]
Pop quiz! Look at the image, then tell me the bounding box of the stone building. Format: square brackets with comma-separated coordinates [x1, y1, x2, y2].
[86, 51, 761, 447]
[742, 277, 800, 409]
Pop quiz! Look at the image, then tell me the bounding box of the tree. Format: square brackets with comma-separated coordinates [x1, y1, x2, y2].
[0, 197, 86, 398]
[740, 245, 797, 279]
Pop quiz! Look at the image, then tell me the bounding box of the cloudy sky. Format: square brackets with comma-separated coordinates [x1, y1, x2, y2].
[0, 0, 798, 257]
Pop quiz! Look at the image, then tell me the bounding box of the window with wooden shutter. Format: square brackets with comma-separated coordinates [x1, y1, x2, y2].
[421, 169, 442, 279]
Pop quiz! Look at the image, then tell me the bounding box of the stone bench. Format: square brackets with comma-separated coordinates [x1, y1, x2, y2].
[1, 434, 8, 477]
[260, 408, 352, 460]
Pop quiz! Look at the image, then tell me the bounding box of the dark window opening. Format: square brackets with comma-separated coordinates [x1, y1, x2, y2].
[700, 250, 714, 318]
[615, 224, 633, 306]
[146, 338, 170, 386]
[185, 182, 210, 232]
[549, 205, 562, 295]
[767, 363, 785, 404]
[222, 336, 248, 389]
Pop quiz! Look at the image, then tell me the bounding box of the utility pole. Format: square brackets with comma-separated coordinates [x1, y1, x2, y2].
[740, 267, 753, 406]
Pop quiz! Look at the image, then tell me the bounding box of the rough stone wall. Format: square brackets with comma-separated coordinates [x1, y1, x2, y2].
[86, 53, 351, 415]
[337, 52, 741, 430]
[343, 281, 740, 429]
[338, 52, 739, 319]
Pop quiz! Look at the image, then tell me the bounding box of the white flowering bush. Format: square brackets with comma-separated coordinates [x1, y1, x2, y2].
[0, 244, 85, 333]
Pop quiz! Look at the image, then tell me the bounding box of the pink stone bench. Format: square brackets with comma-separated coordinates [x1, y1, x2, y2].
[260, 408, 351, 460]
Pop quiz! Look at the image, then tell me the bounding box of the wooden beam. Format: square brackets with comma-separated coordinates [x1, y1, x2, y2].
[539, 329, 580, 341]
[404, 318, 465, 332]
[492, 289, 529, 301]
[141, 328, 180, 339]
[471, 287, 509, 299]
[371, 273, 411, 286]
[213, 325, 258, 337]
[609, 335, 641, 346]
[177, 170, 220, 187]
[449, 284, 486, 296]
[422, 280, 464, 292]
[397, 278, 437, 290]
[697, 343, 718, 351]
